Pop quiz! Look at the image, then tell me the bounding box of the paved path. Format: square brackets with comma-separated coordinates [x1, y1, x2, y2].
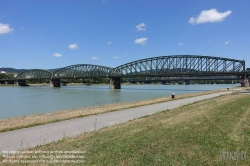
[240, 90, 250, 94]
[0, 92, 230, 153]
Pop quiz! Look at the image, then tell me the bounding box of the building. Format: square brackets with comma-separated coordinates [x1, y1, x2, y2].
[0, 71, 6, 74]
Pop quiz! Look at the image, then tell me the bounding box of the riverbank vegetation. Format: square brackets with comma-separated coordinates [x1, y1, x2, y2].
[19, 91, 250, 165]
[0, 88, 236, 133]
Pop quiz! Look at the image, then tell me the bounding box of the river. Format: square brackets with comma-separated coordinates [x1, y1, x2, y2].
[0, 84, 238, 119]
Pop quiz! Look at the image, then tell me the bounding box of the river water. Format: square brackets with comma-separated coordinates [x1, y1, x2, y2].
[0, 84, 238, 119]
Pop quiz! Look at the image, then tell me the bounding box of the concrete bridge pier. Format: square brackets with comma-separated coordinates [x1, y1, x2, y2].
[161, 81, 167, 85]
[184, 80, 190, 85]
[17, 80, 28, 86]
[240, 77, 249, 87]
[50, 79, 61, 87]
[5, 81, 14, 85]
[109, 77, 121, 89]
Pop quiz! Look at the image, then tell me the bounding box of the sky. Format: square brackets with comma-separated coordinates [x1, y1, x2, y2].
[0, 0, 250, 69]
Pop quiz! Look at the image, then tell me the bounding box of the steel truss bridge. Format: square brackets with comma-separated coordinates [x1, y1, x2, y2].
[1, 55, 248, 88]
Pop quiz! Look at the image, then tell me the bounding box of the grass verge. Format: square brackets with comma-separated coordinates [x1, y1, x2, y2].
[0, 89, 233, 133]
[2, 92, 249, 165]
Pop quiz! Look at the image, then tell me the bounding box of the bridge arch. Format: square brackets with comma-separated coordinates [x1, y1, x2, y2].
[111, 55, 245, 77]
[52, 64, 112, 78]
[16, 69, 52, 79]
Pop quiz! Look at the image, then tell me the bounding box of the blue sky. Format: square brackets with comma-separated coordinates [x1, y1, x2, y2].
[0, 0, 250, 69]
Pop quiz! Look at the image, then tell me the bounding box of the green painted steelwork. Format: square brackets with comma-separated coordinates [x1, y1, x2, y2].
[111, 55, 245, 77]
[52, 64, 112, 79]
[12, 55, 246, 80]
[15, 69, 52, 80]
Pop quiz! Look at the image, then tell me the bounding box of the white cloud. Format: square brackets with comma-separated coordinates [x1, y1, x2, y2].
[107, 41, 112, 45]
[52, 53, 62, 57]
[136, 23, 146, 31]
[134, 38, 147, 46]
[44, 60, 49, 63]
[112, 56, 120, 59]
[179, 43, 184, 46]
[225, 41, 230, 45]
[0, 23, 14, 35]
[189, 9, 232, 25]
[69, 43, 78, 50]
[92, 57, 98, 60]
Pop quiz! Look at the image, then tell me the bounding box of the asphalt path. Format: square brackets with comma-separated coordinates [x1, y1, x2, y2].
[0, 91, 230, 153]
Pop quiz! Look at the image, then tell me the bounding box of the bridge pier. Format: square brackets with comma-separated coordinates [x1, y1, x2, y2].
[17, 80, 28, 86]
[161, 81, 167, 85]
[50, 79, 61, 87]
[5, 81, 14, 85]
[184, 80, 190, 85]
[240, 77, 249, 87]
[109, 77, 121, 89]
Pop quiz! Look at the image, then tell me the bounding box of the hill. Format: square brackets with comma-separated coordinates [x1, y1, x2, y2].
[0, 68, 26, 73]
[0, 68, 57, 74]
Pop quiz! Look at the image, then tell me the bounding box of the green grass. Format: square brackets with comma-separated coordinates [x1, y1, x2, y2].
[2, 93, 250, 165]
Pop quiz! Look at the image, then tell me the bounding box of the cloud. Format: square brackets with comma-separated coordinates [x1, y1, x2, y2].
[136, 23, 146, 31]
[52, 53, 62, 57]
[134, 38, 147, 46]
[179, 43, 184, 46]
[92, 57, 98, 60]
[112, 56, 120, 59]
[224, 41, 230, 45]
[0, 23, 14, 35]
[107, 41, 112, 45]
[69, 43, 78, 50]
[189, 9, 232, 25]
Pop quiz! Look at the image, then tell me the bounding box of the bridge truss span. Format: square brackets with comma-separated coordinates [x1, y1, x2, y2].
[16, 69, 52, 80]
[4, 55, 248, 88]
[111, 55, 245, 77]
[52, 64, 112, 79]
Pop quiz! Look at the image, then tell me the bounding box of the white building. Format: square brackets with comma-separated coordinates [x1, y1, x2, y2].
[0, 71, 6, 74]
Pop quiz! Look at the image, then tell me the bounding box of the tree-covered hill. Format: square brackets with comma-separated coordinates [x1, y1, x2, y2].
[0, 68, 26, 73]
